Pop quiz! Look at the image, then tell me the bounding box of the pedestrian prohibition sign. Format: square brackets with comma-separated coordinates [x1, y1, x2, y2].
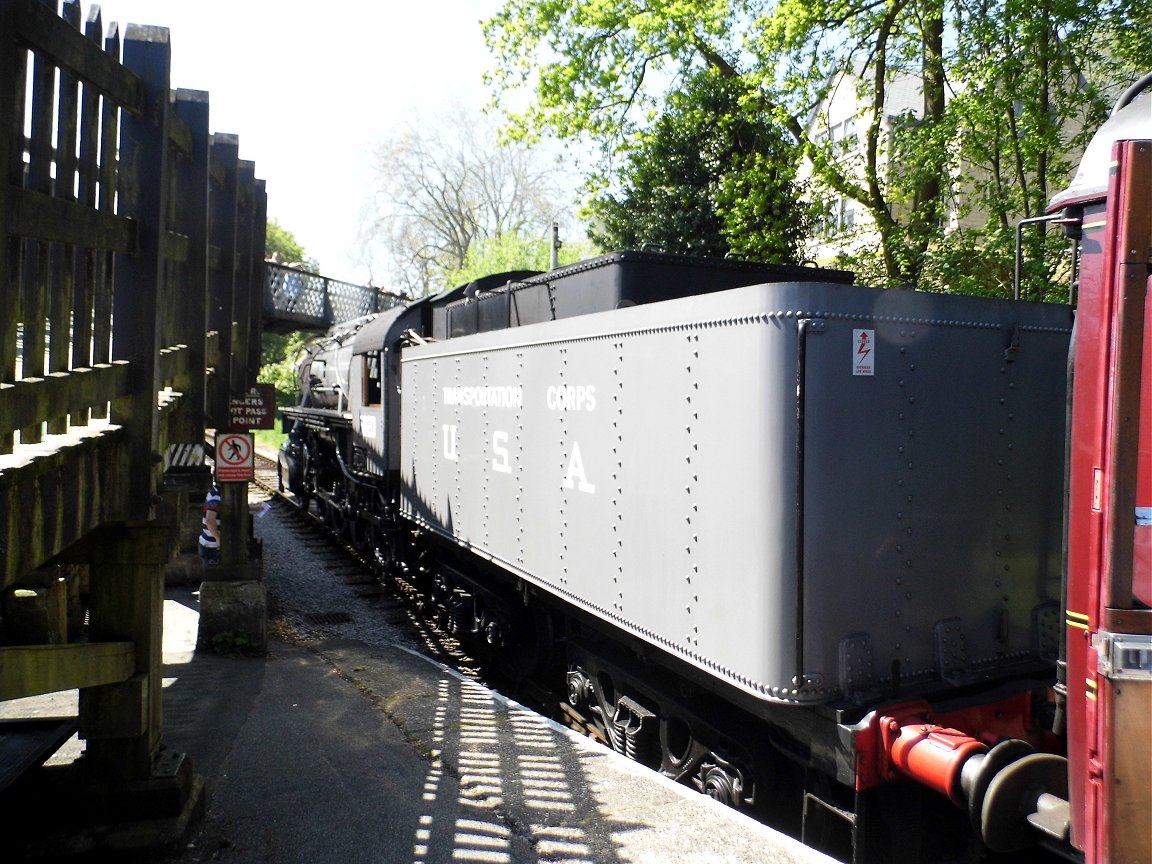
[215, 431, 254, 482]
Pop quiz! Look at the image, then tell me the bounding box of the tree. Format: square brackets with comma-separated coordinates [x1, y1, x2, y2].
[361, 106, 574, 296]
[587, 68, 809, 261]
[260, 220, 313, 408]
[265, 219, 314, 269]
[440, 229, 597, 289]
[932, 1, 1117, 299]
[484, 0, 1142, 293]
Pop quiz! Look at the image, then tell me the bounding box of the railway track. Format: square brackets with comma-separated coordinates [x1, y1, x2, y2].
[250, 447, 561, 713]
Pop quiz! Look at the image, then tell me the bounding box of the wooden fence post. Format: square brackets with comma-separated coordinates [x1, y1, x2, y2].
[171, 89, 210, 449]
[0, 0, 25, 456]
[232, 158, 256, 399]
[111, 23, 170, 521]
[79, 20, 200, 833]
[78, 524, 197, 820]
[247, 178, 267, 380]
[206, 134, 238, 429]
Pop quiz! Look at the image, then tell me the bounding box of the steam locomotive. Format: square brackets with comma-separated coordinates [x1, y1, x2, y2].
[279, 81, 1152, 864]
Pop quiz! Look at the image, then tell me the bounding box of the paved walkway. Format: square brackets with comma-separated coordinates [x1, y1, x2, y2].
[1, 587, 836, 864]
[155, 588, 836, 864]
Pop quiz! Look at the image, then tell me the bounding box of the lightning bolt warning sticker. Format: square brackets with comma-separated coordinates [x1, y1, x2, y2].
[853, 329, 875, 376]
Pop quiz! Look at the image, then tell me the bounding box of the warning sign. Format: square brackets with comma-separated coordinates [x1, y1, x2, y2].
[853, 329, 875, 376]
[229, 384, 277, 430]
[215, 432, 255, 482]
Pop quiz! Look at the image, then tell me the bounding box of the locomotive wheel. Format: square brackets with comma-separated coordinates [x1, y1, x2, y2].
[496, 609, 555, 681]
[659, 715, 697, 775]
[699, 761, 743, 808]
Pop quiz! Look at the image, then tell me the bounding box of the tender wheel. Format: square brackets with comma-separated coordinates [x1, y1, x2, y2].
[567, 670, 593, 707]
[699, 762, 743, 808]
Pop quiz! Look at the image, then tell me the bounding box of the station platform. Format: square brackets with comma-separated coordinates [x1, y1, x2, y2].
[2, 580, 838, 864]
[3, 464, 838, 864]
[161, 586, 838, 864]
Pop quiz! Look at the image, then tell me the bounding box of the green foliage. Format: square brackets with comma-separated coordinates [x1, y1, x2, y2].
[254, 428, 288, 454]
[265, 220, 310, 266]
[260, 218, 314, 408]
[1104, 1, 1152, 72]
[485, 0, 1145, 297]
[587, 69, 810, 261]
[210, 631, 257, 657]
[440, 231, 597, 288]
[258, 330, 311, 408]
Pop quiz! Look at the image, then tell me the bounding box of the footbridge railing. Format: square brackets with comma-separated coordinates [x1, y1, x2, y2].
[264, 262, 406, 333]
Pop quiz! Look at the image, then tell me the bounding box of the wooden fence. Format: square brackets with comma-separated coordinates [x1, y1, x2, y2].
[0, 0, 266, 828]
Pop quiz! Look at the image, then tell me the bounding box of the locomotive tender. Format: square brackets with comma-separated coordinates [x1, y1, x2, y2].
[281, 84, 1152, 864]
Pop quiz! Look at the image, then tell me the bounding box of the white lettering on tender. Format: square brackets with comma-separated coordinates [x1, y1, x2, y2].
[442, 424, 459, 462]
[546, 384, 597, 412]
[492, 430, 511, 474]
[563, 441, 595, 494]
[442, 385, 523, 408]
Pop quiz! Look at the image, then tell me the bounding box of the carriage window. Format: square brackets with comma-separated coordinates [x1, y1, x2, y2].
[363, 352, 383, 406]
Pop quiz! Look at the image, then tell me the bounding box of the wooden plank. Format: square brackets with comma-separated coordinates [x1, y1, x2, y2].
[83, 525, 168, 776]
[158, 345, 189, 391]
[0, 717, 80, 793]
[46, 1, 83, 437]
[0, 641, 134, 701]
[8, 0, 142, 112]
[6, 188, 136, 250]
[207, 134, 239, 429]
[168, 108, 193, 160]
[0, 0, 31, 455]
[90, 23, 122, 422]
[1107, 678, 1152, 864]
[232, 159, 257, 397]
[111, 24, 171, 519]
[0, 361, 131, 437]
[69, 5, 104, 428]
[172, 89, 210, 445]
[0, 428, 130, 590]
[247, 178, 267, 380]
[18, 15, 56, 447]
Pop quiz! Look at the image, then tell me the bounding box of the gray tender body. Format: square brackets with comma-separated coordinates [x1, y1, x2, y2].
[399, 280, 1072, 705]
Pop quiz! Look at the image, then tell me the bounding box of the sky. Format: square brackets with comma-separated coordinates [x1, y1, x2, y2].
[89, 0, 509, 285]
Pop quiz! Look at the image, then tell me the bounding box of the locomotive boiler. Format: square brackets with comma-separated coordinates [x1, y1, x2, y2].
[280, 81, 1152, 864]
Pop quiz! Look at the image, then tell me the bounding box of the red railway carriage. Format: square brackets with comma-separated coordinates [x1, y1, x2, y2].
[1050, 76, 1152, 864]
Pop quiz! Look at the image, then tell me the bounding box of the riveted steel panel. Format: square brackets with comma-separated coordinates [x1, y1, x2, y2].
[400, 280, 1072, 705]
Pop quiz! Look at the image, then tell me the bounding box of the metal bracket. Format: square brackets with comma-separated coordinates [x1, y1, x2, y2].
[838, 633, 874, 693]
[1094, 632, 1152, 681]
[934, 617, 968, 679]
[802, 319, 827, 335]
